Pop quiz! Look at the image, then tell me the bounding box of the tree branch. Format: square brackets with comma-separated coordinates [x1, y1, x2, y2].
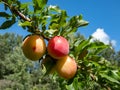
[2, 0, 50, 41]
[12, 9, 31, 22]
[2, 0, 31, 22]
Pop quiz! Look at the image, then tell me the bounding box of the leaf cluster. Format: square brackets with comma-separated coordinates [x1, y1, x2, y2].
[0, 0, 88, 39]
[59, 37, 120, 90]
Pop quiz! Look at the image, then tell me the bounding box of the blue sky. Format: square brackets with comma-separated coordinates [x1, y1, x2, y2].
[0, 0, 120, 51]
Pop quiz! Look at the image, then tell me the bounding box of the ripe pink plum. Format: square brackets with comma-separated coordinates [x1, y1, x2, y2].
[47, 36, 69, 59]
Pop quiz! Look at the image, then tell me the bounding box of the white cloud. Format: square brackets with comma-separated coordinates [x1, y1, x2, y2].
[91, 28, 116, 47]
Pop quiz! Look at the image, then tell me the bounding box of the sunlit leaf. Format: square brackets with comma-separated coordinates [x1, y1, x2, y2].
[18, 21, 32, 27]
[100, 72, 120, 84]
[88, 41, 109, 54]
[74, 38, 90, 56]
[32, 0, 48, 12]
[73, 77, 79, 90]
[49, 22, 59, 29]
[109, 70, 120, 81]
[48, 5, 61, 13]
[44, 29, 58, 34]
[20, 2, 31, 9]
[66, 84, 74, 90]
[69, 15, 89, 28]
[43, 29, 58, 38]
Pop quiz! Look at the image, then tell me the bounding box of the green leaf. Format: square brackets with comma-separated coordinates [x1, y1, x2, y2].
[0, 17, 16, 29]
[69, 15, 89, 28]
[41, 56, 56, 76]
[62, 15, 88, 36]
[73, 78, 79, 90]
[20, 2, 31, 10]
[88, 41, 109, 54]
[74, 38, 90, 56]
[44, 29, 58, 34]
[0, 12, 11, 19]
[32, 0, 48, 12]
[99, 73, 120, 84]
[49, 22, 59, 29]
[43, 29, 58, 38]
[69, 28, 77, 34]
[78, 49, 88, 60]
[66, 84, 75, 90]
[18, 21, 32, 27]
[109, 70, 120, 81]
[48, 5, 61, 13]
[48, 10, 67, 34]
[77, 19, 89, 27]
[58, 10, 67, 27]
[89, 41, 108, 49]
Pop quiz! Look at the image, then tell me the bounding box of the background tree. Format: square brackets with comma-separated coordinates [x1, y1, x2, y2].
[0, 33, 23, 79]
[115, 51, 120, 66]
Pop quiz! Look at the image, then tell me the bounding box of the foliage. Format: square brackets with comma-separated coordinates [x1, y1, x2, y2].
[0, 33, 22, 79]
[100, 47, 120, 66]
[0, 0, 120, 90]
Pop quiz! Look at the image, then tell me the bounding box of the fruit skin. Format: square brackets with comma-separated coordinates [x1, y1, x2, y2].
[22, 34, 46, 61]
[47, 36, 69, 59]
[56, 55, 77, 79]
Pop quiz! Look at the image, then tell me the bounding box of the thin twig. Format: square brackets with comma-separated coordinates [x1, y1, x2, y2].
[12, 9, 31, 22]
[2, 0, 31, 22]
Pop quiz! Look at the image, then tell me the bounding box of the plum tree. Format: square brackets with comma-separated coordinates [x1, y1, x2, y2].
[1, 0, 120, 90]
